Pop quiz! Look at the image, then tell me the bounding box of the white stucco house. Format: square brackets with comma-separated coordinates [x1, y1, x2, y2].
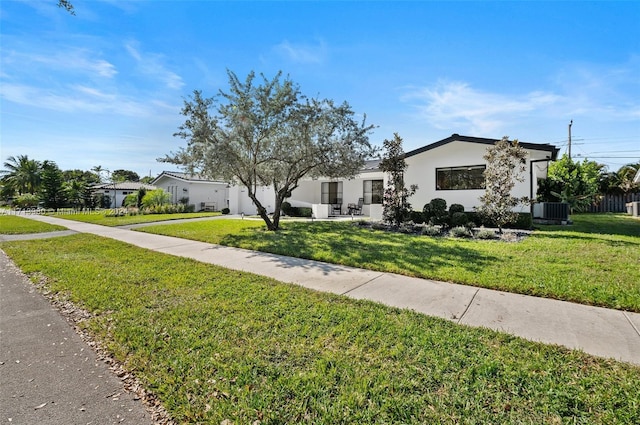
[151, 171, 277, 215]
[152, 171, 229, 211]
[93, 181, 156, 208]
[152, 134, 559, 217]
[403, 134, 559, 211]
[287, 134, 559, 216]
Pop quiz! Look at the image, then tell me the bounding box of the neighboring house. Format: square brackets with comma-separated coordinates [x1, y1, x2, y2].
[93, 181, 156, 208]
[288, 134, 559, 216]
[634, 168, 640, 185]
[152, 171, 229, 211]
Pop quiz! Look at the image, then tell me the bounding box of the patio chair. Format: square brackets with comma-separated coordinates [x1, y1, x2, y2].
[348, 198, 364, 215]
[353, 198, 363, 215]
[331, 199, 342, 216]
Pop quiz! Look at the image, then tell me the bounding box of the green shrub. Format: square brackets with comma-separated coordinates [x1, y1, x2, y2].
[123, 193, 138, 207]
[398, 223, 415, 234]
[281, 201, 293, 216]
[427, 198, 449, 225]
[471, 211, 532, 230]
[14, 193, 40, 208]
[513, 212, 532, 229]
[144, 203, 189, 215]
[450, 211, 468, 227]
[421, 224, 442, 237]
[422, 203, 431, 220]
[221, 207, 230, 215]
[408, 210, 425, 224]
[475, 228, 498, 240]
[449, 204, 465, 215]
[297, 207, 312, 217]
[449, 226, 473, 238]
[142, 189, 171, 208]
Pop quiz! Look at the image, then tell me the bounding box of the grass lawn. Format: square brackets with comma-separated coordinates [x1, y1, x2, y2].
[2, 234, 639, 424]
[138, 214, 640, 312]
[48, 210, 221, 227]
[0, 215, 67, 234]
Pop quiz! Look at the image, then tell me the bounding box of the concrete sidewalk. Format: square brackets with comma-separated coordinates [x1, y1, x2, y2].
[7, 214, 640, 366]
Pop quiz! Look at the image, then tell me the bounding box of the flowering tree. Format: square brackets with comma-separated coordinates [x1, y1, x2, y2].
[477, 137, 529, 233]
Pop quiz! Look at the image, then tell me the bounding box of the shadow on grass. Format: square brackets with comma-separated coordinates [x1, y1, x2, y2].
[533, 231, 640, 248]
[220, 222, 500, 279]
[537, 213, 640, 238]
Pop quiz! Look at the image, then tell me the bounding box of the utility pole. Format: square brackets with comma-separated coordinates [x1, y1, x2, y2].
[568, 120, 573, 159]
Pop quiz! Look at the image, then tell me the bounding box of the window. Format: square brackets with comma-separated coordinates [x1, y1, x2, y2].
[436, 165, 486, 190]
[363, 179, 384, 204]
[321, 182, 343, 204]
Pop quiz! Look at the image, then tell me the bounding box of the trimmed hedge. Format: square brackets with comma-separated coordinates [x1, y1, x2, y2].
[465, 211, 532, 230]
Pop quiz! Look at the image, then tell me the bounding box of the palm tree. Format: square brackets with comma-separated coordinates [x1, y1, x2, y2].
[617, 162, 640, 193]
[0, 155, 41, 195]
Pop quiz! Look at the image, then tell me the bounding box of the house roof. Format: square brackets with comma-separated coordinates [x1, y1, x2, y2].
[634, 168, 640, 184]
[361, 159, 381, 171]
[92, 181, 156, 191]
[151, 171, 227, 185]
[404, 134, 560, 160]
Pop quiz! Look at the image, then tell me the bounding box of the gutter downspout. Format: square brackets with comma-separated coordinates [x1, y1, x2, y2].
[530, 157, 552, 215]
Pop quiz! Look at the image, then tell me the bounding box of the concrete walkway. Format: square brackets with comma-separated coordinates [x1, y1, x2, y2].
[5, 214, 640, 366]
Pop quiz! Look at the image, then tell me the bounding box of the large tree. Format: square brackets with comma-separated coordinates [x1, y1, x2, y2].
[1, 155, 41, 195]
[162, 70, 375, 230]
[40, 160, 67, 210]
[538, 154, 602, 212]
[111, 169, 140, 182]
[477, 137, 529, 233]
[380, 133, 417, 226]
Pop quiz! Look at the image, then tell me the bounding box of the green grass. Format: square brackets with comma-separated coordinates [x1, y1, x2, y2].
[2, 234, 639, 424]
[0, 215, 67, 234]
[49, 210, 221, 226]
[138, 214, 640, 312]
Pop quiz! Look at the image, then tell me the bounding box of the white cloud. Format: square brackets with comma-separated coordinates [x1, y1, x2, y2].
[274, 39, 327, 64]
[0, 82, 160, 117]
[125, 41, 184, 90]
[403, 59, 640, 136]
[2, 48, 117, 79]
[403, 81, 562, 134]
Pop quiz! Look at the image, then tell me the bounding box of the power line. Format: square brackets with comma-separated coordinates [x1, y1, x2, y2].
[585, 150, 640, 154]
[575, 155, 639, 159]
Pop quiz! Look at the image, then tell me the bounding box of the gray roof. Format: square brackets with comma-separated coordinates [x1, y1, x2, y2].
[152, 171, 227, 184]
[405, 134, 560, 160]
[93, 182, 156, 191]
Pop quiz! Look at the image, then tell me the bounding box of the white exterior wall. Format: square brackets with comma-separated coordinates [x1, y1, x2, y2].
[405, 140, 554, 212]
[153, 176, 228, 211]
[101, 189, 137, 208]
[227, 185, 277, 215]
[289, 170, 385, 215]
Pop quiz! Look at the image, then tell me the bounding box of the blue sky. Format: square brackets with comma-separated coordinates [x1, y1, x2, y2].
[1, 1, 639, 179]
